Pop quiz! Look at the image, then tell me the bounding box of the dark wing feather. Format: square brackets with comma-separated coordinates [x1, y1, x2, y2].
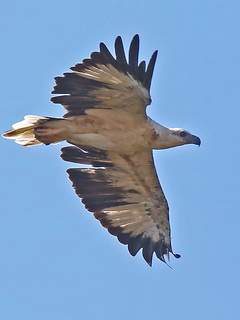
[128, 34, 139, 70]
[137, 61, 146, 83]
[115, 36, 127, 64]
[51, 35, 157, 119]
[61, 145, 179, 266]
[144, 50, 158, 90]
[99, 42, 116, 63]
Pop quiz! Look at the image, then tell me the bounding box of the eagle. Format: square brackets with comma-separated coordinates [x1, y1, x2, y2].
[3, 35, 200, 266]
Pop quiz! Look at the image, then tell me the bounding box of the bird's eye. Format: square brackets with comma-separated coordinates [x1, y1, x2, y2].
[180, 131, 187, 137]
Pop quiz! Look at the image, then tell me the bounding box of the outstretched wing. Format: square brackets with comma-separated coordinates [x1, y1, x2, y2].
[61, 145, 179, 266]
[51, 35, 157, 120]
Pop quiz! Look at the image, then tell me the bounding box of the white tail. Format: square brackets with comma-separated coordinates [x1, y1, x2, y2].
[3, 115, 50, 146]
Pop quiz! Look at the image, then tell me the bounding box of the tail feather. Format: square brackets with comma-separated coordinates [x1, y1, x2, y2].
[2, 115, 64, 147]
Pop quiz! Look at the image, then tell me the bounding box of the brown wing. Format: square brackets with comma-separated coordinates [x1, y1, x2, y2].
[61, 145, 180, 266]
[51, 35, 157, 120]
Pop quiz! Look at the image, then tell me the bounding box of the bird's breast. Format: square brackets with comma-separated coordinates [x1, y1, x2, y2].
[65, 114, 155, 152]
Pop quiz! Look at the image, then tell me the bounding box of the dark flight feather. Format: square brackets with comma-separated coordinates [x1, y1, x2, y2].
[51, 35, 157, 117]
[61, 145, 175, 266]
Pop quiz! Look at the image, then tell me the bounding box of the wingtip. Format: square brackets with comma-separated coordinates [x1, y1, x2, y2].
[143, 255, 153, 267]
[115, 35, 122, 41]
[132, 34, 140, 42]
[144, 253, 180, 267]
[99, 41, 108, 52]
[99, 42, 104, 49]
[133, 33, 139, 40]
[143, 251, 153, 267]
[144, 50, 158, 91]
[147, 261, 153, 267]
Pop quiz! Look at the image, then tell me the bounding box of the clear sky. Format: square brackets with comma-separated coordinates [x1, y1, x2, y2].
[1, 1, 239, 319]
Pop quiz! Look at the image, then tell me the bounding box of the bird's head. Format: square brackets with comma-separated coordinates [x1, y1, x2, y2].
[169, 128, 201, 147]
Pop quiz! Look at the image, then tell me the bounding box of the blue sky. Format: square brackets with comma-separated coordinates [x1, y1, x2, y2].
[1, 1, 240, 319]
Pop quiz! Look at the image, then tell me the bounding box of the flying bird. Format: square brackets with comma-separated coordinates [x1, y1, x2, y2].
[3, 35, 200, 266]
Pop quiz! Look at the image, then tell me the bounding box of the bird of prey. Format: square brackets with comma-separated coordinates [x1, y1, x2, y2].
[3, 35, 200, 266]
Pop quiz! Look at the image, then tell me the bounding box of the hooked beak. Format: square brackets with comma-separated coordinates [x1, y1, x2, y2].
[189, 134, 201, 146]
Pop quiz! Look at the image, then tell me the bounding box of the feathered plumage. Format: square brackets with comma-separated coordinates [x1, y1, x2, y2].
[3, 35, 200, 266]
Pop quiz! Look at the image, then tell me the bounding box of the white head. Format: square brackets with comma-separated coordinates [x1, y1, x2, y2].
[167, 127, 201, 148]
[149, 119, 201, 149]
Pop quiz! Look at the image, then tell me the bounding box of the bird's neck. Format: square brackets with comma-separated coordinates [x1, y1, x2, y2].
[148, 118, 181, 150]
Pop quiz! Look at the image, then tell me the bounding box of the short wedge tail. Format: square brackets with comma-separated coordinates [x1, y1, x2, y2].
[2, 115, 65, 146]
